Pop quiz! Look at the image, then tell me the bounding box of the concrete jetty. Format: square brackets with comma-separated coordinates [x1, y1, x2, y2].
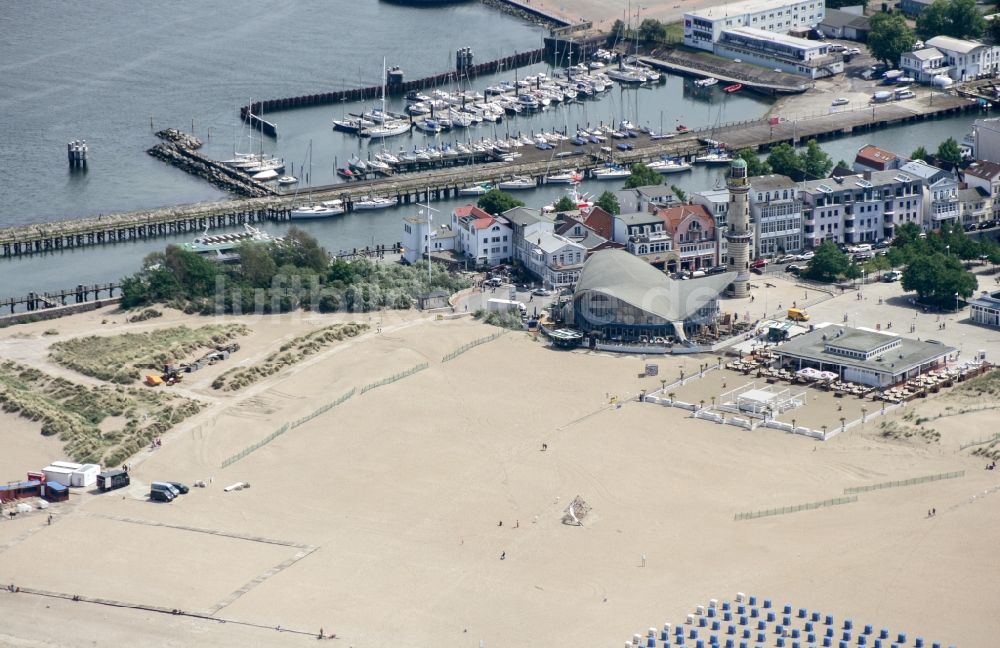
[0, 93, 977, 259]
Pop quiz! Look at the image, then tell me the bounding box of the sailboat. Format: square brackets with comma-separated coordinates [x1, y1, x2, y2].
[290, 141, 343, 219]
[360, 58, 410, 138]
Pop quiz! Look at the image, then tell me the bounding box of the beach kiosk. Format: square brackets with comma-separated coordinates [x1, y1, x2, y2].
[43, 481, 69, 503]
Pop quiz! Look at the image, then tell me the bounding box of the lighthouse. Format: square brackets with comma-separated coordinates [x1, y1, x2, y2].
[725, 158, 751, 298]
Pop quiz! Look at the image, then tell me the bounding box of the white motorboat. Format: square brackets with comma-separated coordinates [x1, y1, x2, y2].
[497, 175, 535, 190]
[354, 195, 395, 210]
[648, 157, 692, 174]
[546, 170, 583, 184]
[277, 175, 298, 185]
[694, 77, 719, 88]
[458, 182, 494, 196]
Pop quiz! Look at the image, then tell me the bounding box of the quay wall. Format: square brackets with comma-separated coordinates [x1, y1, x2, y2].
[0, 298, 122, 327]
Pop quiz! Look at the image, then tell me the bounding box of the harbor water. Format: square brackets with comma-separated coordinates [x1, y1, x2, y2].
[0, 1, 982, 299]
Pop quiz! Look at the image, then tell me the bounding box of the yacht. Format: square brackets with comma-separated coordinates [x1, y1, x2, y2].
[498, 175, 535, 190]
[290, 203, 344, 220]
[277, 175, 298, 185]
[252, 169, 280, 181]
[591, 164, 630, 180]
[648, 157, 692, 174]
[243, 157, 285, 175]
[360, 119, 410, 138]
[413, 119, 442, 134]
[332, 117, 373, 134]
[354, 195, 395, 210]
[545, 170, 583, 184]
[695, 149, 733, 165]
[458, 182, 494, 196]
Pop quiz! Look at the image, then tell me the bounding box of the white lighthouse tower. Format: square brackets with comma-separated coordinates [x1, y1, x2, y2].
[725, 158, 751, 298]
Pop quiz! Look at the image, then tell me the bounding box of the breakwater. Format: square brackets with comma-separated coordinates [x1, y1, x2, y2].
[147, 128, 276, 198]
[239, 48, 546, 119]
[1, 283, 120, 316]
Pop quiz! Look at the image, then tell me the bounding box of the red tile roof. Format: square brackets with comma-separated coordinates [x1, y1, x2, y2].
[454, 205, 492, 219]
[854, 145, 898, 171]
[655, 204, 714, 234]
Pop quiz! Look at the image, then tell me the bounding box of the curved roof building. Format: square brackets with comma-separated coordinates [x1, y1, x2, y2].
[572, 249, 735, 342]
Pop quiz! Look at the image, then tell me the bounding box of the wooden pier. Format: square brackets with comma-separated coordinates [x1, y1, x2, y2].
[1, 283, 120, 315]
[0, 93, 978, 260]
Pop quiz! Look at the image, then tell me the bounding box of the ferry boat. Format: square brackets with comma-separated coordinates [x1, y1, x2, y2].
[181, 225, 278, 262]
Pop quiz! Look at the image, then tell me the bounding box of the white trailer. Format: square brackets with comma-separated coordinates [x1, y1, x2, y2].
[71, 464, 101, 487]
[487, 298, 526, 314]
[42, 466, 76, 487]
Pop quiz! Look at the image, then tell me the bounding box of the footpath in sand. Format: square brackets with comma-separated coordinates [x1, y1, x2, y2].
[0, 302, 998, 647]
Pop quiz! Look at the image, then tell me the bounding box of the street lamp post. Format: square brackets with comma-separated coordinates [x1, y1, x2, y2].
[955, 291, 960, 312]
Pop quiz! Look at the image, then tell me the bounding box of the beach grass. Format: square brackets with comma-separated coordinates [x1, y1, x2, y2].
[49, 324, 248, 384]
[211, 322, 367, 392]
[0, 359, 203, 465]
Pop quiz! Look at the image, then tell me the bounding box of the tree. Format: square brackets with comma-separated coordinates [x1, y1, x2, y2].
[623, 162, 662, 189]
[901, 252, 977, 309]
[911, 146, 930, 162]
[736, 148, 771, 177]
[238, 241, 278, 288]
[670, 184, 688, 203]
[477, 189, 524, 215]
[271, 227, 329, 273]
[936, 137, 963, 168]
[767, 143, 804, 180]
[802, 139, 833, 180]
[802, 241, 852, 282]
[594, 190, 621, 214]
[552, 196, 578, 213]
[868, 13, 916, 67]
[916, 0, 985, 40]
[638, 18, 667, 43]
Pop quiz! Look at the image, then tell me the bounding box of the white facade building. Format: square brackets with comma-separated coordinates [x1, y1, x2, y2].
[800, 170, 923, 246]
[520, 224, 587, 288]
[749, 174, 803, 256]
[452, 205, 512, 267]
[683, 0, 824, 51]
[900, 47, 949, 84]
[715, 27, 843, 78]
[923, 36, 1000, 82]
[964, 161, 1000, 220]
[973, 117, 1000, 164]
[402, 213, 456, 265]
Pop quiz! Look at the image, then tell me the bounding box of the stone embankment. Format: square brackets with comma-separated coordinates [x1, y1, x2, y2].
[147, 130, 274, 199]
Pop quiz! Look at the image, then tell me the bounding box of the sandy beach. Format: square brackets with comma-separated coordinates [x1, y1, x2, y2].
[0, 281, 998, 647]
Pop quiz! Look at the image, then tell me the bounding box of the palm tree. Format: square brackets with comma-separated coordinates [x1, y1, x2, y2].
[668, 392, 676, 404]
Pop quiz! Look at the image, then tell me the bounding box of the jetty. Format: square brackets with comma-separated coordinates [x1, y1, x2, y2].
[0, 93, 977, 259]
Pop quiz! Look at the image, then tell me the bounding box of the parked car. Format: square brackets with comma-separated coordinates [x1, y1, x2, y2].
[707, 264, 729, 275]
[883, 270, 902, 282]
[831, 97, 850, 107]
[776, 254, 797, 264]
[167, 481, 189, 495]
[847, 47, 862, 55]
[796, 251, 815, 261]
[786, 264, 802, 274]
[750, 258, 768, 269]
[532, 287, 552, 296]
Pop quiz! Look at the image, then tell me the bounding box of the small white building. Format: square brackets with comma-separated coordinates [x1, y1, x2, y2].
[970, 292, 1000, 327]
[899, 159, 960, 229]
[964, 161, 1000, 220]
[715, 27, 843, 78]
[683, 0, 825, 51]
[402, 212, 456, 265]
[900, 47, 949, 84]
[451, 205, 513, 268]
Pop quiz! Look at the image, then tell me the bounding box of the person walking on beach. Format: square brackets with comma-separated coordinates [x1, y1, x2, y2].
[500, 551, 506, 560]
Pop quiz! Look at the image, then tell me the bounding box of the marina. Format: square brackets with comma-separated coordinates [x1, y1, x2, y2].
[0, 92, 976, 259]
